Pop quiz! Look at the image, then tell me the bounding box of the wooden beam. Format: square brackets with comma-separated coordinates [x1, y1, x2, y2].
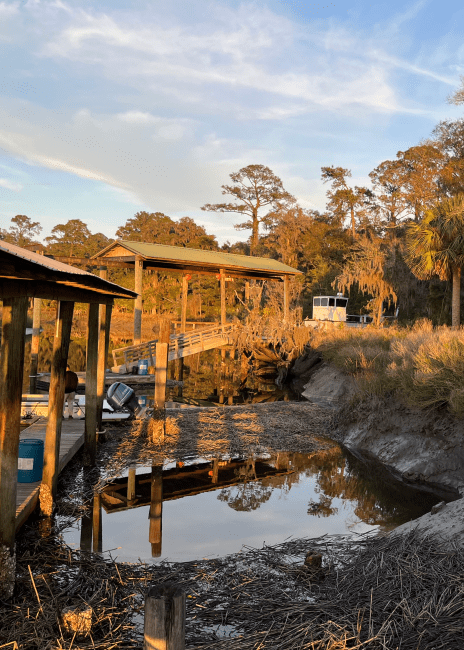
[134, 256, 143, 345]
[84, 303, 99, 466]
[0, 279, 126, 303]
[0, 296, 28, 572]
[29, 297, 42, 393]
[41, 301, 74, 514]
[220, 268, 226, 327]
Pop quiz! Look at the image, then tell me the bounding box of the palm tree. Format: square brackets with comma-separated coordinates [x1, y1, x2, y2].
[406, 194, 464, 329]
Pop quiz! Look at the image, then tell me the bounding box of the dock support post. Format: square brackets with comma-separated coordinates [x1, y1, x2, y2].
[29, 297, 42, 393]
[84, 303, 99, 466]
[134, 256, 143, 345]
[40, 300, 74, 516]
[283, 275, 289, 322]
[96, 293, 112, 432]
[149, 465, 163, 558]
[153, 342, 168, 440]
[0, 296, 28, 599]
[144, 583, 185, 650]
[220, 268, 226, 326]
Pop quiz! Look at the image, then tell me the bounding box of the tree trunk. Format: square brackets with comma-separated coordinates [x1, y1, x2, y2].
[451, 265, 461, 330]
[350, 206, 356, 240]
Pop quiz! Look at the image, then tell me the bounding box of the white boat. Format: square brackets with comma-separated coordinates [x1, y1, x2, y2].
[304, 294, 373, 328]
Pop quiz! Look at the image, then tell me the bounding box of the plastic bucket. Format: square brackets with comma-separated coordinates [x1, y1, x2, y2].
[138, 396, 147, 408]
[18, 439, 44, 483]
[138, 360, 148, 376]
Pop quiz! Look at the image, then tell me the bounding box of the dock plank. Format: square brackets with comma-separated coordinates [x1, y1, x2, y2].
[15, 417, 84, 531]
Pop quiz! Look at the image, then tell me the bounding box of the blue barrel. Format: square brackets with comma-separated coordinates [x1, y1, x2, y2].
[138, 359, 148, 376]
[18, 439, 44, 483]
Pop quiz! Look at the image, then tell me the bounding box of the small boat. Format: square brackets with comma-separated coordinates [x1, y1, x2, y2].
[304, 294, 373, 328]
[20, 394, 131, 420]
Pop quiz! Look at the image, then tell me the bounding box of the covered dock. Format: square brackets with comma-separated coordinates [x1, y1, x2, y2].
[0, 239, 136, 598]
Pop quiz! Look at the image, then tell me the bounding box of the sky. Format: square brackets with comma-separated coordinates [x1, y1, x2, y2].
[0, 0, 463, 245]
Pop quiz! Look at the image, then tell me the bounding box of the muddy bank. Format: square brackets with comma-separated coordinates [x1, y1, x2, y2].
[299, 361, 464, 547]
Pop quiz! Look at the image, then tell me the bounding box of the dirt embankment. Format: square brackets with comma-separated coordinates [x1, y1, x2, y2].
[296, 356, 464, 545]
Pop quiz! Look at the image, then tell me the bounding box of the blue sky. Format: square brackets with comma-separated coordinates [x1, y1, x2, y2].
[0, 0, 463, 244]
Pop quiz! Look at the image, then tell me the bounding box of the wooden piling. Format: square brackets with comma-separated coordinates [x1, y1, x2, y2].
[92, 492, 102, 553]
[149, 466, 163, 558]
[41, 300, 74, 515]
[29, 297, 42, 393]
[127, 465, 136, 501]
[134, 256, 143, 345]
[0, 296, 28, 592]
[84, 303, 99, 466]
[96, 267, 112, 431]
[144, 583, 185, 650]
[153, 342, 168, 440]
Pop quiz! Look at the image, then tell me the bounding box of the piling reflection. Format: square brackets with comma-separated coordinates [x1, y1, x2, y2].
[75, 443, 443, 559]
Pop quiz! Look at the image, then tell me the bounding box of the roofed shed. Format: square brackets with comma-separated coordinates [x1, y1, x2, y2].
[92, 240, 303, 343]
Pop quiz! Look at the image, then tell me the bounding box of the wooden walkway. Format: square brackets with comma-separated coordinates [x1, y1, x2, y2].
[15, 418, 84, 532]
[111, 323, 237, 372]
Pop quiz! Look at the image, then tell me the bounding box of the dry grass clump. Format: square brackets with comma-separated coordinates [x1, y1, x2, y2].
[308, 320, 464, 415]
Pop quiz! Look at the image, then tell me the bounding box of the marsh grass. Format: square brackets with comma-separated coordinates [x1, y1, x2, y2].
[309, 321, 464, 416]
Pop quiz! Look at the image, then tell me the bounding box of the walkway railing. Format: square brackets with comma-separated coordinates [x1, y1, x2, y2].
[111, 323, 237, 372]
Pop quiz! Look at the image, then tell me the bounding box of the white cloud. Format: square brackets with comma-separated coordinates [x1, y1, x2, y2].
[0, 177, 22, 191]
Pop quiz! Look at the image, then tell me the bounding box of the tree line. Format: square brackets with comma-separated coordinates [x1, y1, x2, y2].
[3, 79, 464, 326]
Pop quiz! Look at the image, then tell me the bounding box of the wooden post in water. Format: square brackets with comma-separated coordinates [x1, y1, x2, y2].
[0, 296, 28, 599]
[149, 465, 163, 558]
[93, 492, 103, 553]
[40, 300, 74, 516]
[211, 458, 219, 483]
[134, 255, 143, 345]
[153, 341, 168, 440]
[127, 465, 136, 502]
[144, 583, 185, 650]
[84, 303, 99, 466]
[29, 297, 42, 393]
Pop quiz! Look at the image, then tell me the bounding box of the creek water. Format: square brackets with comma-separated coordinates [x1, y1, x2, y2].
[25, 334, 442, 563]
[60, 444, 441, 563]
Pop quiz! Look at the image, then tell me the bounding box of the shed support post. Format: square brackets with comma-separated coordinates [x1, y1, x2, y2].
[220, 268, 226, 327]
[29, 297, 42, 393]
[96, 289, 112, 432]
[0, 296, 28, 599]
[84, 303, 99, 466]
[181, 274, 188, 333]
[283, 276, 289, 322]
[134, 256, 143, 345]
[40, 300, 74, 516]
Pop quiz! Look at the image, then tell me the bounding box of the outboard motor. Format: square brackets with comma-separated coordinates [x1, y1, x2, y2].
[107, 382, 147, 419]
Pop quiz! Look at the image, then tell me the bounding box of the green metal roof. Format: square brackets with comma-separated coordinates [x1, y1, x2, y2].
[95, 240, 302, 278]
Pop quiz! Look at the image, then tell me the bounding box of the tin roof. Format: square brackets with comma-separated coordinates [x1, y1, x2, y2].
[0, 239, 136, 301]
[93, 240, 302, 279]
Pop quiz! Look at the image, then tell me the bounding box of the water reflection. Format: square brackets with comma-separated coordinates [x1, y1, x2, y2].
[63, 444, 442, 563]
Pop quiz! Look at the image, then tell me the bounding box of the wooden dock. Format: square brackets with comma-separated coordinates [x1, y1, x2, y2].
[15, 417, 85, 532]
